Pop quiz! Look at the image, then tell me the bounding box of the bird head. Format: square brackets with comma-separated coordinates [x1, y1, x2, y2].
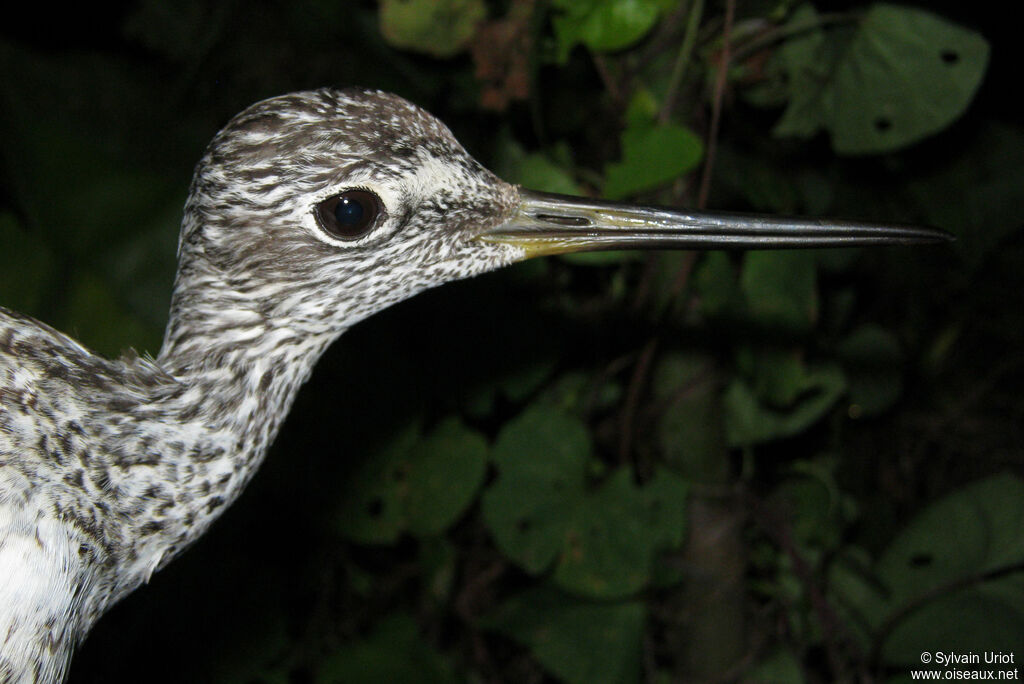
[175, 88, 527, 336]
[171, 88, 948, 341]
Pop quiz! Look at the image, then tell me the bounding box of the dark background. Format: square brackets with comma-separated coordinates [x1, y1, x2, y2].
[1, 1, 1020, 682]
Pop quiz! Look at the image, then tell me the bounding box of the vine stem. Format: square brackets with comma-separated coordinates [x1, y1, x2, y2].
[751, 495, 865, 681]
[618, 336, 659, 466]
[728, 11, 856, 66]
[659, 0, 705, 124]
[869, 561, 1024, 669]
[697, 0, 735, 210]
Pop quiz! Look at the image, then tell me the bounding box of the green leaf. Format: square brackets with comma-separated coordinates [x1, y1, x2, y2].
[624, 88, 659, 126]
[539, 370, 623, 417]
[315, 614, 458, 684]
[336, 424, 417, 545]
[770, 4, 827, 140]
[904, 122, 1024, 265]
[745, 649, 806, 684]
[724, 362, 846, 447]
[511, 153, 582, 196]
[463, 358, 556, 417]
[482, 405, 689, 597]
[694, 251, 739, 319]
[337, 418, 488, 543]
[775, 4, 990, 154]
[836, 324, 904, 417]
[826, 548, 888, 647]
[878, 474, 1024, 602]
[560, 249, 644, 266]
[738, 347, 815, 409]
[378, 0, 486, 58]
[483, 586, 644, 684]
[404, 419, 489, 535]
[551, 469, 688, 596]
[831, 475, 1024, 666]
[604, 123, 703, 200]
[419, 538, 458, 607]
[551, 0, 665, 61]
[882, 584, 1024, 667]
[482, 406, 591, 573]
[740, 251, 818, 334]
[769, 469, 845, 551]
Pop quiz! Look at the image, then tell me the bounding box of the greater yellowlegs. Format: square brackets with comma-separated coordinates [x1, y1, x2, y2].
[0, 88, 947, 683]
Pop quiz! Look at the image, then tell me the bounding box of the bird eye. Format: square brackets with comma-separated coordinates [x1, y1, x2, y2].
[314, 190, 382, 240]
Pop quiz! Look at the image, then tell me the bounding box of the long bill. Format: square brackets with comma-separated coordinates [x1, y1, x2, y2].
[478, 189, 952, 257]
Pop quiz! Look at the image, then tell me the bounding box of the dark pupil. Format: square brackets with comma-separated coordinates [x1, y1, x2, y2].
[314, 190, 380, 239]
[334, 196, 364, 226]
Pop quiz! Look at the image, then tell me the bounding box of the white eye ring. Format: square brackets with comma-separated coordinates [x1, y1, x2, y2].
[303, 183, 396, 247]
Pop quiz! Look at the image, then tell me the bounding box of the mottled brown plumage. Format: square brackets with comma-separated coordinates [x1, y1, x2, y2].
[0, 88, 948, 684]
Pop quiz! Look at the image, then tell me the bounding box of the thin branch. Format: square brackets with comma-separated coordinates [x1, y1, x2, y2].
[870, 561, 1024, 668]
[729, 11, 856, 67]
[659, 0, 705, 124]
[752, 495, 865, 681]
[591, 53, 625, 109]
[697, 0, 735, 210]
[619, 336, 660, 465]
